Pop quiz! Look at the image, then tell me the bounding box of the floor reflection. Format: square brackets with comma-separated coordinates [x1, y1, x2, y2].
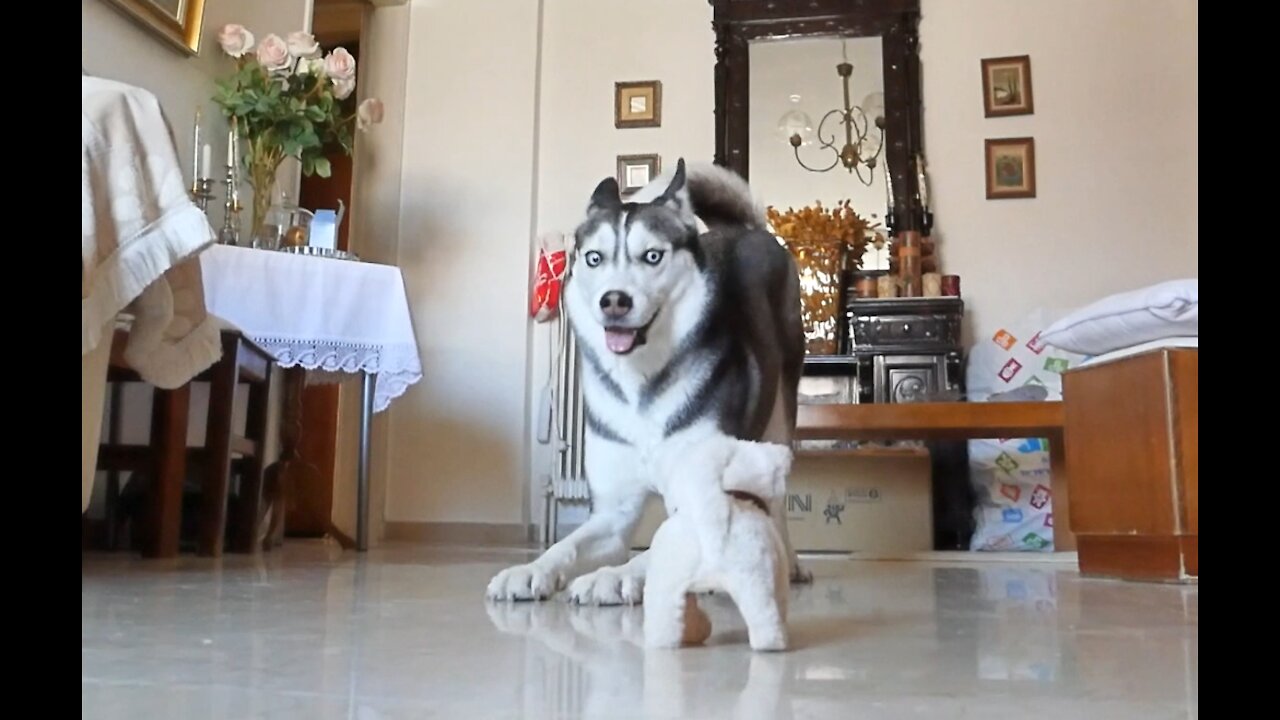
[486, 599, 795, 720]
[483, 562, 1195, 720]
[82, 545, 1197, 720]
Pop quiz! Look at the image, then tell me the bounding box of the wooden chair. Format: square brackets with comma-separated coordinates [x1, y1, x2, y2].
[97, 329, 276, 558]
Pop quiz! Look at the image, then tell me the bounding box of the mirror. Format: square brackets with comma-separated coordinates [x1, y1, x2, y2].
[749, 36, 890, 268]
[712, 0, 924, 354]
[711, 0, 924, 232]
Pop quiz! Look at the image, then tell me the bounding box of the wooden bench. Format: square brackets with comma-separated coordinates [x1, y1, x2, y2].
[795, 401, 1074, 550]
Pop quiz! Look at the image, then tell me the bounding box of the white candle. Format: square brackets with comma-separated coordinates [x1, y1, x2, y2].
[229, 122, 240, 203]
[200, 144, 212, 180]
[191, 107, 201, 185]
[226, 126, 236, 167]
[884, 164, 895, 211]
[916, 154, 930, 210]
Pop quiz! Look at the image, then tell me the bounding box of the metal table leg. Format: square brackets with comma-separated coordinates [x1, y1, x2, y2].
[357, 371, 374, 551]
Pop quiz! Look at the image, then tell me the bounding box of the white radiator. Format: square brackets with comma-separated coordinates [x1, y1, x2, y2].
[541, 319, 590, 545]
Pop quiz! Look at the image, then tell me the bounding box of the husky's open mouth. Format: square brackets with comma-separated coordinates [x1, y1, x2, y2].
[603, 311, 658, 355]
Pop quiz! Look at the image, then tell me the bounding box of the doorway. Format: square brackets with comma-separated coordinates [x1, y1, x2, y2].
[289, 0, 367, 537]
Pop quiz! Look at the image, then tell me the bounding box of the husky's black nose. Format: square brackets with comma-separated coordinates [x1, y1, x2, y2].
[599, 291, 634, 318]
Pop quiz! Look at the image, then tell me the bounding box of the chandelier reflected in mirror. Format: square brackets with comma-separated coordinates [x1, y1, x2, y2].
[778, 42, 886, 186]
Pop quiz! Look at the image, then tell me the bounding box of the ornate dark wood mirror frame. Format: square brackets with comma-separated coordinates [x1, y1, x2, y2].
[711, 0, 924, 231]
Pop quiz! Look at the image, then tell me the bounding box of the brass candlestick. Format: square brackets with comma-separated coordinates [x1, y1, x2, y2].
[191, 177, 215, 213]
[218, 161, 242, 246]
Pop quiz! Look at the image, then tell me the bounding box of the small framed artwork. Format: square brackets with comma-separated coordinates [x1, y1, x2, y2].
[617, 154, 662, 196]
[985, 137, 1036, 199]
[103, 0, 207, 55]
[615, 81, 663, 129]
[981, 55, 1034, 117]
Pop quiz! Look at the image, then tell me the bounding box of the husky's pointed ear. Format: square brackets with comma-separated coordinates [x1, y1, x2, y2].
[654, 158, 696, 228]
[587, 177, 623, 215]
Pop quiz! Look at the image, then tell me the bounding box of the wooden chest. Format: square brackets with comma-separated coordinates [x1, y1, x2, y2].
[1063, 348, 1198, 582]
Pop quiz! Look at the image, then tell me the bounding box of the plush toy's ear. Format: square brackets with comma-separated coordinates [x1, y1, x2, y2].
[587, 177, 622, 215]
[721, 441, 792, 501]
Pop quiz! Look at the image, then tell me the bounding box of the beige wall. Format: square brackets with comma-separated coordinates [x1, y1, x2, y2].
[333, 1, 413, 542]
[383, 0, 712, 529]
[382, 0, 541, 525]
[920, 0, 1198, 344]
[535, 0, 715, 232]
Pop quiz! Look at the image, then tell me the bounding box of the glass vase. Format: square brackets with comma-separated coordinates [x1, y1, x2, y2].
[246, 148, 284, 250]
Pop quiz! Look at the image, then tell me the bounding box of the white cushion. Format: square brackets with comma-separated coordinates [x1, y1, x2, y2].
[1040, 279, 1198, 356]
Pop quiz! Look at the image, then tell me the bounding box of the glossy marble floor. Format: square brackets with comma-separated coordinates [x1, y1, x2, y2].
[82, 543, 1197, 719]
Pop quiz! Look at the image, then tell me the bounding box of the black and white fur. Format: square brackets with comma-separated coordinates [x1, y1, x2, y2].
[487, 159, 807, 604]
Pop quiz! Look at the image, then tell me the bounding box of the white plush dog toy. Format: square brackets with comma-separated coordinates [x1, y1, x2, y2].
[644, 434, 794, 652]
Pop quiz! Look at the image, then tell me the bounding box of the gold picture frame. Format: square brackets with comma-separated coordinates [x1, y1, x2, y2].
[617, 154, 662, 197]
[985, 137, 1037, 200]
[615, 81, 663, 129]
[103, 0, 208, 56]
[981, 55, 1034, 118]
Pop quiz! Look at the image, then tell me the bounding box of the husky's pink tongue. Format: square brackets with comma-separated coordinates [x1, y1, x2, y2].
[605, 328, 639, 354]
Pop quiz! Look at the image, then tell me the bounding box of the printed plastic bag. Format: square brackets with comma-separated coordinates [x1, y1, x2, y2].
[530, 232, 568, 322]
[966, 311, 1087, 551]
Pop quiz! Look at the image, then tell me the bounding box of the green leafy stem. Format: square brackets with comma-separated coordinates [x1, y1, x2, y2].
[214, 56, 359, 179]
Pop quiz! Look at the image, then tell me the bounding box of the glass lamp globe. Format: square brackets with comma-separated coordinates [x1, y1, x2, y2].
[861, 92, 886, 127]
[858, 91, 887, 157]
[777, 95, 814, 146]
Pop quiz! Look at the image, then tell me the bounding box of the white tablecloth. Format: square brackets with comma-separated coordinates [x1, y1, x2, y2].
[82, 75, 221, 388]
[200, 245, 423, 412]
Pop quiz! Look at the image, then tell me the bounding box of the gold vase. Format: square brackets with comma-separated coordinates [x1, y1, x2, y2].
[787, 239, 846, 355]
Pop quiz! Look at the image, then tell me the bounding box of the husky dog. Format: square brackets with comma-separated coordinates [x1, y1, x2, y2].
[486, 159, 806, 604]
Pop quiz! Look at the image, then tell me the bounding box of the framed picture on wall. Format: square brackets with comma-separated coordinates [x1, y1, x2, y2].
[985, 137, 1036, 199]
[615, 81, 663, 129]
[981, 55, 1034, 117]
[617, 154, 662, 196]
[103, 0, 208, 55]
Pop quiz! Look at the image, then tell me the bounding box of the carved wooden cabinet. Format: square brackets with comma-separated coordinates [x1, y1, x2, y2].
[845, 296, 965, 404]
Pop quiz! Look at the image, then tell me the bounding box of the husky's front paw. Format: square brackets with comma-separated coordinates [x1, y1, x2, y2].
[486, 563, 561, 601]
[567, 566, 644, 606]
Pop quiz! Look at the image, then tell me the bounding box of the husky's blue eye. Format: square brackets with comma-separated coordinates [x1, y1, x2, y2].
[643, 249, 665, 265]
[584, 250, 603, 267]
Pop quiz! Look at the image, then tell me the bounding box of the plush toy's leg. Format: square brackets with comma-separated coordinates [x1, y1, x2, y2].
[643, 520, 704, 649]
[722, 555, 788, 652]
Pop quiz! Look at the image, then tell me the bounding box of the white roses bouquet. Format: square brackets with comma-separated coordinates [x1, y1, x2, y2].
[213, 24, 384, 238]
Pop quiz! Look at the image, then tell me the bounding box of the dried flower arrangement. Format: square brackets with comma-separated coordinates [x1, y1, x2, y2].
[766, 201, 872, 355]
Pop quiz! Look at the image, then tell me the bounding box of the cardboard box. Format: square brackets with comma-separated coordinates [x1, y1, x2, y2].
[631, 449, 934, 553]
